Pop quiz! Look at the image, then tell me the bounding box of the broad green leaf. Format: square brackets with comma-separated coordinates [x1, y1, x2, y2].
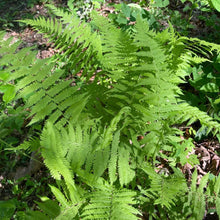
[214, 97, 220, 104]
[121, 3, 131, 17]
[116, 14, 128, 25]
[24, 211, 50, 220]
[36, 199, 60, 218]
[0, 200, 16, 219]
[0, 84, 16, 103]
[67, 0, 74, 10]
[153, 0, 169, 7]
[211, 0, 220, 12]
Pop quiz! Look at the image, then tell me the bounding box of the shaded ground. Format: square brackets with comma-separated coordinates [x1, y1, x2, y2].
[0, 0, 39, 30]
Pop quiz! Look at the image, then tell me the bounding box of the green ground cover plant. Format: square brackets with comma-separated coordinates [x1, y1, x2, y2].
[1, 1, 220, 219]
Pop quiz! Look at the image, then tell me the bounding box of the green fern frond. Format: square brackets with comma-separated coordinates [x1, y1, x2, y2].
[174, 103, 220, 135]
[40, 112, 136, 189]
[0, 32, 37, 82]
[6, 136, 40, 152]
[92, 12, 136, 79]
[183, 170, 208, 220]
[82, 187, 140, 220]
[49, 184, 83, 219]
[186, 37, 220, 55]
[21, 5, 102, 80]
[97, 106, 131, 151]
[13, 58, 89, 128]
[108, 130, 120, 185]
[142, 164, 187, 210]
[0, 33, 35, 67]
[41, 122, 72, 181]
[118, 144, 136, 186]
[41, 122, 80, 204]
[13, 6, 106, 129]
[49, 185, 70, 208]
[156, 24, 220, 82]
[214, 175, 220, 218]
[93, 14, 180, 128]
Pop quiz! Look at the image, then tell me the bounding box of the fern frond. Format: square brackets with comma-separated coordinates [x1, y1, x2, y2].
[186, 37, 220, 54]
[40, 122, 80, 204]
[41, 122, 72, 181]
[142, 164, 187, 210]
[97, 106, 131, 151]
[118, 144, 136, 186]
[0, 32, 36, 82]
[6, 136, 40, 152]
[108, 130, 120, 185]
[92, 11, 136, 79]
[82, 187, 140, 220]
[174, 103, 220, 135]
[21, 4, 102, 80]
[49, 185, 70, 208]
[13, 57, 89, 128]
[92, 14, 180, 130]
[183, 170, 207, 220]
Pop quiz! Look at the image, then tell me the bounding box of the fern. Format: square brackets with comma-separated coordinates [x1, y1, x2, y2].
[214, 175, 220, 218]
[141, 164, 188, 210]
[21, 4, 102, 79]
[82, 187, 140, 220]
[41, 122, 83, 204]
[25, 194, 81, 219]
[174, 103, 220, 135]
[11, 5, 105, 129]
[108, 130, 120, 185]
[41, 115, 135, 186]
[6, 136, 40, 152]
[0, 32, 36, 71]
[6, 5, 220, 219]
[0, 32, 37, 106]
[11, 58, 89, 128]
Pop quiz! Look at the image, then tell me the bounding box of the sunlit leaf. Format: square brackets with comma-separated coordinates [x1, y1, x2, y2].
[0, 84, 16, 103]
